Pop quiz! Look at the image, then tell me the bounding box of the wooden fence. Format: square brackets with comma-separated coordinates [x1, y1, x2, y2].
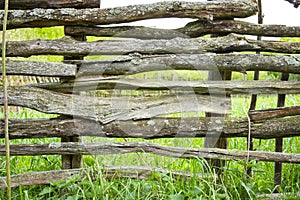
[0, 0, 300, 189]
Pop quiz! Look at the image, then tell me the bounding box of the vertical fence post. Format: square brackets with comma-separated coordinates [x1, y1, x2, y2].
[204, 27, 232, 171]
[61, 33, 86, 169]
[248, 0, 262, 177]
[274, 73, 289, 189]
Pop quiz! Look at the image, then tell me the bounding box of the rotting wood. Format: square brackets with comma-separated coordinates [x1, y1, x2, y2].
[69, 54, 300, 76]
[0, 60, 76, 77]
[0, 86, 230, 124]
[65, 20, 300, 39]
[34, 79, 300, 95]
[0, 0, 100, 9]
[3, 34, 300, 57]
[1, 116, 300, 139]
[0, 142, 299, 163]
[249, 106, 300, 121]
[0, 0, 257, 29]
[0, 166, 210, 189]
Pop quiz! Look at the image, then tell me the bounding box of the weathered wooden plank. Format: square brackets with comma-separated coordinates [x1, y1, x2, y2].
[68, 54, 300, 76]
[0, 142, 299, 163]
[0, 60, 76, 77]
[0, 0, 257, 29]
[1, 115, 300, 140]
[249, 106, 300, 121]
[4, 34, 300, 57]
[35, 79, 300, 95]
[0, 86, 230, 124]
[65, 20, 300, 39]
[284, 0, 300, 8]
[0, 0, 100, 9]
[0, 166, 208, 189]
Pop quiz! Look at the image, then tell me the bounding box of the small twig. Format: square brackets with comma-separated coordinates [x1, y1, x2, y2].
[1, 0, 11, 198]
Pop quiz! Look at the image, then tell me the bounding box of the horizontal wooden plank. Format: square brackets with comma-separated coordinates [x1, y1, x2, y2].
[249, 106, 300, 121]
[35, 79, 300, 95]
[0, 0, 257, 29]
[0, 142, 299, 163]
[0, 60, 76, 77]
[68, 54, 300, 76]
[0, 86, 230, 124]
[0, 166, 209, 189]
[4, 34, 300, 57]
[0, 0, 100, 9]
[1, 116, 300, 139]
[65, 20, 300, 39]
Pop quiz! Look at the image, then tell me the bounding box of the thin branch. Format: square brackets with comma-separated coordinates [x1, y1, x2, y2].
[1, 0, 11, 198]
[0, 0, 258, 30]
[65, 20, 300, 39]
[0, 142, 299, 163]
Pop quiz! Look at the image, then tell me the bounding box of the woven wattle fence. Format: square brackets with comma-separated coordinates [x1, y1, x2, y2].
[0, 0, 300, 189]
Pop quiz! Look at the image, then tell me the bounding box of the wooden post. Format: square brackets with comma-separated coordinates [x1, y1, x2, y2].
[274, 73, 289, 189]
[61, 34, 86, 169]
[248, 0, 262, 177]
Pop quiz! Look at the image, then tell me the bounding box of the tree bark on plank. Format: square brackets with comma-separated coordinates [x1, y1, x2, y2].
[34, 79, 300, 95]
[0, 60, 76, 77]
[2, 115, 300, 140]
[3, 53, 299, 77]
[72, 54, 300, 76]
[249, 106, 300, 121]
[4, 34, 300, 57]
[0, 0, 100, 9]
[0, 86, 230, 124]
[0, 0, 257, 29]
[0, 142, 299, 163]
[65, 20, 300, 39]
[0, 166, 208, 189]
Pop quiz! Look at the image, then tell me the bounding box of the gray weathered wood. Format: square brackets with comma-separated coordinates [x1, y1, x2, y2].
[1, 116, 300, 139]
[35, 79, 300, 95]
[0, 0, 100, 9]
[249, 106, 300, 121]
[65, 20, 300, 39]
[69, 54, 300, 76]
[0, 142, 299, 163]
[4, 34, 300, 57]
[0, 0, 257, 29]
[0, 86, 230, 124]
[0, 166, 208, 189]
[0, 60, 76, 77]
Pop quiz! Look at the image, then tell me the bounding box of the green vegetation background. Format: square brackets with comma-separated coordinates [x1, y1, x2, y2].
[0, 27, 299, 199]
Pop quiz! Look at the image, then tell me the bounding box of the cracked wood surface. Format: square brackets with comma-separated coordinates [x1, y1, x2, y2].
[72, 54, 300, 76]
[65, 20, 300, 39]
[0, 0, 257, 29]
[35, 79, 300, 95]
[1, 116, 300, 139]
[0, 142, 299, 163]
[0, 86, 230, 124]
[4, 34, 300, 57]
[0, 0, 100, 9]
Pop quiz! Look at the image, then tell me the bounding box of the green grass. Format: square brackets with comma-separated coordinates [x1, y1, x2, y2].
[0, 27, 300, 200]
